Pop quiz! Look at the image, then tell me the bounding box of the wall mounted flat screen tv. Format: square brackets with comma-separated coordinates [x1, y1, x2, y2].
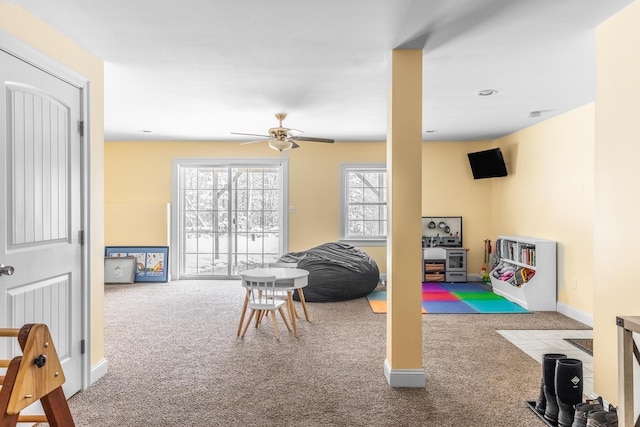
[467, 148, 508, 179]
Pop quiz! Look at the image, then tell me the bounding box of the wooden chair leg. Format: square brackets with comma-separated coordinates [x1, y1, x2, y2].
[288, 297, 299, 318]
[240, 310, 256, 337]
[237, 290, 250, 336]
[278, 307, 292, 331]
[270, 310, 280, 340]
[256, 310, 267, 327]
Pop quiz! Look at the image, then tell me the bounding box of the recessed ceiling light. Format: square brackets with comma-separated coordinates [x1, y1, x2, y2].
[477, 89, 498, 96]
[425, 130, 438, 134]
[140, 129, 152, 133]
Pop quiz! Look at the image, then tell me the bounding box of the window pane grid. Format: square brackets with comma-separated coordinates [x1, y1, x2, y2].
[343, 167, 387, 240]
[179, 164, 282, 278]
[231, 167, 281, 273]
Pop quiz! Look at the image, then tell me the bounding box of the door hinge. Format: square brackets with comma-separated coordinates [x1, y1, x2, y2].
[78, 120, 84, 137]
[81, 339, 86, 354]
[78, 230, 85, 245]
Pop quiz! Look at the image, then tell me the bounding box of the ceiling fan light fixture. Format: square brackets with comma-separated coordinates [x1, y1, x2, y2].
[268, 139, 293, 152]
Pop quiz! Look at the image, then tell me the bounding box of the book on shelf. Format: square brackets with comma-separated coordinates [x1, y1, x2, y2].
[520, 245, 536, 266]
[497, 239, 537, 266]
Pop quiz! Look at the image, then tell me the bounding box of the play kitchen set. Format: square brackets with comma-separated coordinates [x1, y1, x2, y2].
[422, 216, 468, 282]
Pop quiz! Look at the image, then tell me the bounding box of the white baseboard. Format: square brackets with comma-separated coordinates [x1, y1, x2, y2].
[556, 302, 593, 327]
[89, 357, 108, 387]
[467, 273, 483, 282]
[383, 358, 426, 388]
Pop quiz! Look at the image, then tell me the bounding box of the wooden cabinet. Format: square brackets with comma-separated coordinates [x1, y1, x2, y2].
[489, 236, 556, 311]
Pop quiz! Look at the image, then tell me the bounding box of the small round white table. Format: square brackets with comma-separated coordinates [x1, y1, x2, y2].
[239, 267, 310, 337]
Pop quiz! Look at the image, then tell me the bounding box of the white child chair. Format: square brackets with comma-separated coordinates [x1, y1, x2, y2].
[239, 274, 292, 340]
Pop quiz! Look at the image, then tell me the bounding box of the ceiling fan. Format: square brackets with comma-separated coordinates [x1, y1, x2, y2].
[231, 113, 335, 152]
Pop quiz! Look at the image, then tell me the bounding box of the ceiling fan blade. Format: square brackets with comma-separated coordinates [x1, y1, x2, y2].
[240, 139, 271, 145]
[291, 136, 335, 144]
[234, 114, 334, 150]
[231, 132, 271, 138]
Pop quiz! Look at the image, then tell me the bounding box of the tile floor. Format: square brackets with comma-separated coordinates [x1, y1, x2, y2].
[497, 329, 594, 397]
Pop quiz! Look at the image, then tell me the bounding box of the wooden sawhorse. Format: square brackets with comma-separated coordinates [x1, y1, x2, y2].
[0, 324, 75, 426]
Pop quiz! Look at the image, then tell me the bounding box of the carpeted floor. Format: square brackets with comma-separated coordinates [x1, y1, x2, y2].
[51, 280, 590, 427]
[367, 282, 530, 314]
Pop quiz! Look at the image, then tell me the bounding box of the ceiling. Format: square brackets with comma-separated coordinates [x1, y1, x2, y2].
[6, 0, 634, 143]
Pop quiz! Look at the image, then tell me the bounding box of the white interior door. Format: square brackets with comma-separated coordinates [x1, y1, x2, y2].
[0, 50, 83, 397]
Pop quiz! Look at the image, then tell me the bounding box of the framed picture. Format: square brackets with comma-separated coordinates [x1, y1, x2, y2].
[104, 256, 137, 284]
[105, 246, 169, 283]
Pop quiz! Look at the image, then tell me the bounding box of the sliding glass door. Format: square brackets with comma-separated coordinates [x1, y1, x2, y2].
[174, 159, 287, 279]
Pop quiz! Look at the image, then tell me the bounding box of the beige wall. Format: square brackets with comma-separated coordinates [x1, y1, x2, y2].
[594, 0, 640, 405]
[107, 132, 597, 307]
[422, 141, 497, 275]
[0, 4, 106, 371]
[492, 104, 596, 316]
[105, 140, 504, 277]
[105, 141, 390, 267]
[105, 119, 601, 329]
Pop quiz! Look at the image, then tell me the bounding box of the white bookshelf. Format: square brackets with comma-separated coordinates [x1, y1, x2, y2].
[489, 235, 557, 311]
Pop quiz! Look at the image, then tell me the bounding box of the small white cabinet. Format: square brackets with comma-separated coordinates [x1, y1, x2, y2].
[423, 248, 468, 282]
[489, 236, 556, 311]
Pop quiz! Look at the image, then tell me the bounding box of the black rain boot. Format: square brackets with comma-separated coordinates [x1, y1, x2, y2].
[555, 358, 584, 427]
[542, 353, 567, 424]
[534, 377, 546, 414]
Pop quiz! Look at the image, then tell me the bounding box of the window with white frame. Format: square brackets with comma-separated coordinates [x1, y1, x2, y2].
[340, 164, 387, 244]
[173, 159, 288, 278]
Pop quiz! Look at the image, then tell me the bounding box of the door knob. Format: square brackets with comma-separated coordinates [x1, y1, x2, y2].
[0, 264, 15, 276]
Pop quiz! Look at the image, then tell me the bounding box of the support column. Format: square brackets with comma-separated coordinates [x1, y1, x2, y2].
[384, 49, 425, 387]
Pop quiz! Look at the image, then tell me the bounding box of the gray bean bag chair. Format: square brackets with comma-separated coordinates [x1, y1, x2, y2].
[278, 242, 379, 302]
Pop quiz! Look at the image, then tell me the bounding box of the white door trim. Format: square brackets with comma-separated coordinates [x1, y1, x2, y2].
[0, 29, 92, 390]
